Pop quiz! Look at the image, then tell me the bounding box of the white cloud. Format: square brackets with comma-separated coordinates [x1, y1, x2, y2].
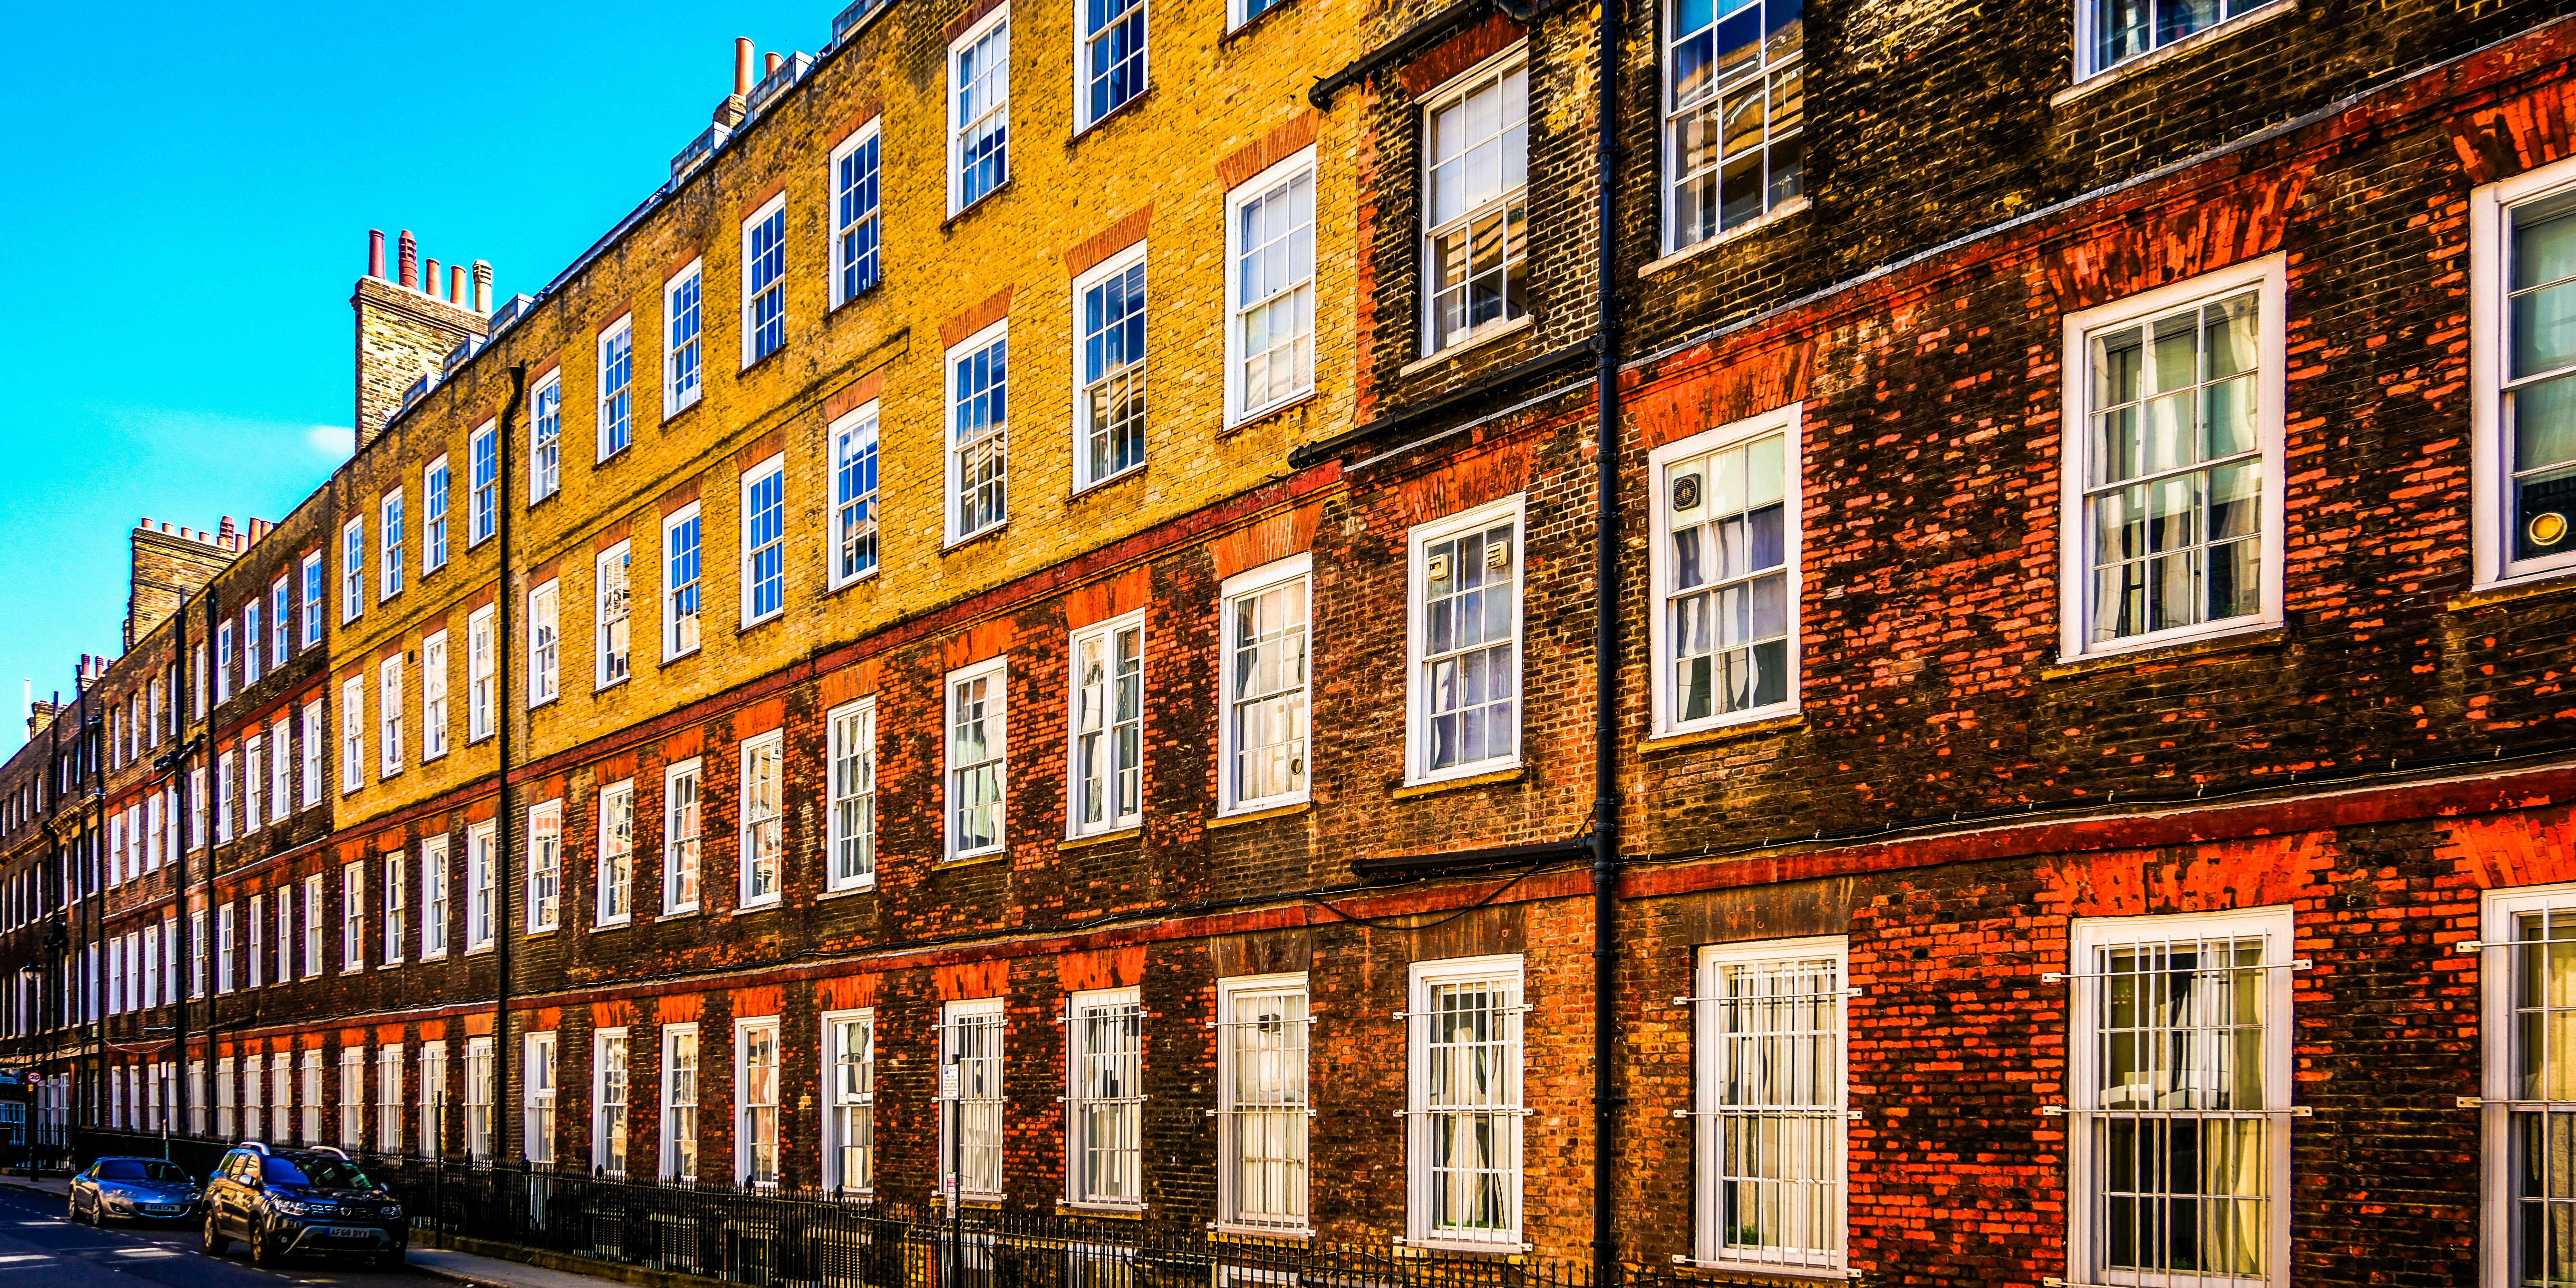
[307, 425, 354, 460]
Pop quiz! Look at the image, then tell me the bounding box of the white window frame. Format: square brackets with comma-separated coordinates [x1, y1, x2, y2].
[421, 835, 451, 960]
[738, 732, 784, 908]
[380, 488, 406, 601]
[341, 675, 365, 794]
[2058, 256, 2287, 661]
[1404, 953, 1526, 1252]
[524, 1031, 557, 1165]
[736, 1017, 783, 1188]
[1223, 146, 1318, 426]
[422, 631, 449, 761]
[941, 997, 1007, 1199]
[2472, 156, 2576, 589]
[468, 606, 496, 742]
[945, 322, 1011, 546]
[1072, 0, 1147, 130]
[742, 196, 790, 368]
[827, 699, 877, 892]
[341, 517, 365, 623]
[1418, 51, 1530, 357]
[527, 798, 563, 934]
[425, 454, 451, 572]
[1404, 495, 1524, 785]
[740, 455, 788, 628]
[2065, 906, 2295, 1288]
[379, 656, 404, 778]
[599, 316, 635, 461]
[597, 542, 633, 688]
[666, 260, 705, 419]
[830, 405, 882, 588]
[1214, 973, 1310, 1234]
[1647, 403, 1804, 737]
[529, 579, 561, 706]
[948, 6, 1012, 215]
[831, 125, 883, 308]
[1066, 612, 1145, 837]
[664, 758, 704, 914]
[664, 504, 704, 660]
[824, 1008, 875, 1193]
[530, 372, 563, 503]
[2481, 883, 2576, 1288]
[466, 820, 497, 951]
[469, 420, 500, 546]
[340, 862, 364, 974]
[1070, 242, 1149, 492]
[945, 658, 1009, 861]
[598, 779, 636, 927]
[662, 1024, 701, 1182]
[596, 1027, 631, 1176]
[1219, 553, 1311, 814]
[1064, 986, 1145, 1209]
[1688, 935, 1847, 1274]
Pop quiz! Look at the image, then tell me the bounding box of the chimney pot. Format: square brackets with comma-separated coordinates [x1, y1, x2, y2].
[473, 261, 494, 313]
[369, 230, 387, 280]
[736, 38, 756, 96]
[424, 258, 441, 299]
[398, 230, 418, 289]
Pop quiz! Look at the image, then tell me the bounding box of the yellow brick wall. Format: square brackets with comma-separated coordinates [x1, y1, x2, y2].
[330, 0, 1363, 823]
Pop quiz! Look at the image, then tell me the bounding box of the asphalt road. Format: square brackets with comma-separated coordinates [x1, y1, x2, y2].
[0, 1184, 426, 1288]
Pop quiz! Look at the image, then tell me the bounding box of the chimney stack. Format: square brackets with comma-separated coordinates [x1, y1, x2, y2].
[369, 230, 387, 280]
[398, 230, 418, 289]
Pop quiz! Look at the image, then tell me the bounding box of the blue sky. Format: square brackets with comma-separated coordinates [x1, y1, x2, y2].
[0, 0, 831, 755]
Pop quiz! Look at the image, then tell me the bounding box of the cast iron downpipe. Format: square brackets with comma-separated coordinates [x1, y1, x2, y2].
[1588, 0, 1626, 1277]
[496, 364, 526, 1163]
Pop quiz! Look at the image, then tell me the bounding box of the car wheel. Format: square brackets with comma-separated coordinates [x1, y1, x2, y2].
[201, 1213, 229, 1256]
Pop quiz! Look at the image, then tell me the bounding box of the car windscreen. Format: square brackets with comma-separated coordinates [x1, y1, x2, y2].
[95, 1160, 188, 1183]
[262, 1156, 376, 1190]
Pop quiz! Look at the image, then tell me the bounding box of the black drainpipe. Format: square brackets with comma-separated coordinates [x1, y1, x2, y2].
[495, 364, 525, 1162]
[1588, 0, 1625, 1276]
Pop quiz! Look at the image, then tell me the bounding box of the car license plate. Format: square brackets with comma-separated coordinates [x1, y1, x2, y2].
[324, 1226, 375, 1239]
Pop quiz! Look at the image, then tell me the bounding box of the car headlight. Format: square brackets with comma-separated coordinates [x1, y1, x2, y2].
[270, 1199, 311, 1216]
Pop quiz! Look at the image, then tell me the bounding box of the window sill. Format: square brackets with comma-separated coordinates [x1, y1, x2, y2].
[942, 521, 1012, 556]
[1639, 710, 1804, 756]
[1398, 314, 1534, 379]
[2050, 0, 2297, 106]
[1228, 389, 1318, 438]
[1639, 195, 1812, 278]
[1061, 825, 1143, 851]
[943, 180, 1015, 232]
[939, 850, 1010, 870]
[1392, 765, 1524, 800]
[1209, 801, 1312, 830]
[817, 882, 878, 901]
[1070, 86, 1155, 146]
[2450, 569, 2576, 612]
[2040, 621, 2285, 680]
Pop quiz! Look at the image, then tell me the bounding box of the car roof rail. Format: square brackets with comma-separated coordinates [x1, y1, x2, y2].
[235, 1140, 271, 1155]
[310, 1146, 351, 1161]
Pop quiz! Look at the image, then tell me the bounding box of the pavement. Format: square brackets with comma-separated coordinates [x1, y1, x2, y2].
[0, 1175, 628, 1288]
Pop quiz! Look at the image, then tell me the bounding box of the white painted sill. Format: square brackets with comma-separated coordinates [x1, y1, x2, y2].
[1398, 314, 1535, 378]
[1638, 195, 1812, 278]
[2051, 0, 2298, 107]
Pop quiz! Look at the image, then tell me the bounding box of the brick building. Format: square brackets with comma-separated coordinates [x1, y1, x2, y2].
[10, 0, 2576, 1282]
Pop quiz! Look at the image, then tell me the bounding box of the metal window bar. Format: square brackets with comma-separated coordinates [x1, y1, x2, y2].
[2077, 933, 2277, 1285]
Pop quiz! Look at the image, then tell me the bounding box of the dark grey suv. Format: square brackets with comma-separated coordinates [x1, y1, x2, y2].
[200, 1143, 406, 1268]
